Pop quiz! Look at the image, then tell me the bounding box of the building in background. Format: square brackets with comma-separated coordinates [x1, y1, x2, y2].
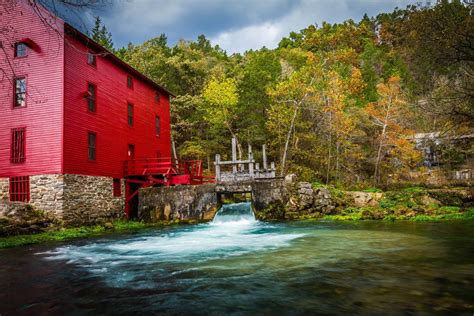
[0, 0, 205, 224]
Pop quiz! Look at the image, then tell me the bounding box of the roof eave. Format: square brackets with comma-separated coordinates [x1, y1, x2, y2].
[64, 23, 175, 97]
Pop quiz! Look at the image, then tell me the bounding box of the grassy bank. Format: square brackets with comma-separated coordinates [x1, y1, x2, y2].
[0, 219, 202, 249]
[320, 207, 474, 222]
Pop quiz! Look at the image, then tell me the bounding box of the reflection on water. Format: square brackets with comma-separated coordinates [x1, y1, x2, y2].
[0, 204, 473, 315]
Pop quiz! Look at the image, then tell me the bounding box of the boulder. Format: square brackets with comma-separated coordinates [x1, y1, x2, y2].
[345, 191, 383, 207]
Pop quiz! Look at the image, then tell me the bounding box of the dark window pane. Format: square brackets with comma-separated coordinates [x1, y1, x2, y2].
[14, 78, 26, 107]
[15, 43, 27, 57]
[155, 92, 160, 103]
[87, 83, 96, 112]
[88, 132, 96, 161]
[155, 116, 160, 136]
[11, 127, 26, 164]
[87, 51, 96, 66]
[113, 178, 121, 197]
[9, 176, 30, 202]
[127, 76, 133, 88]
[128, 103, 134, 126]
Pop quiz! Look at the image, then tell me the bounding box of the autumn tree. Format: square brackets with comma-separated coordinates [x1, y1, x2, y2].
[366, 76, 421, 184]
[202, 76, 241, 156]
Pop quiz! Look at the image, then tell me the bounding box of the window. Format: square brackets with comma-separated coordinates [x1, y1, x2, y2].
[88, 132, 96, 161]
[113, 178, 121, 197]
[87, 83, 96, 112]
[14, 77, 26, 108]
[127, 75, 133, 89]
[127, 103, 134, 127]
[14, 42, 28, 58]
[9, 176, 30, 202]
[155, 116, 160, 136]
[11, 127, 26, 164]
[155, 91, 161, 104]
[87, 51, 96, 66]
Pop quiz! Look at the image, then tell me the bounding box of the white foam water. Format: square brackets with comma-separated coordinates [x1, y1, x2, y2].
[39, 202, 305, 288]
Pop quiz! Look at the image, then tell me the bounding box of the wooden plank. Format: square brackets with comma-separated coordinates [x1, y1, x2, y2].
[215, 154, 221, 181]
[232, 138, 237, 174]
[262, 144, 267, 170]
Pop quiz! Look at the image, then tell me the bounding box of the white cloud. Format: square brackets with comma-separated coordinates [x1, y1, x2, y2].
[211, 22, 282, 54]
[86, 0, 417, 52]
[210, 0, 416, 54]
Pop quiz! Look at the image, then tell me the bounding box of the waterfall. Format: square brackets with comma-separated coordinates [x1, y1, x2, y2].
[212, 202, 256, 224]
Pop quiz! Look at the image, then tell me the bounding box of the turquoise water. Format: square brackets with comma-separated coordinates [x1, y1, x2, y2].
[0, 202, 473, 315]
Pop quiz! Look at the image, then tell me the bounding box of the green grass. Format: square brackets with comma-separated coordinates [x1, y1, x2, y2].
[317, 204, 473, 223]
[363, 187, 383, 193]
[401, 186, 426, 193]
[0, 219, 202, 249]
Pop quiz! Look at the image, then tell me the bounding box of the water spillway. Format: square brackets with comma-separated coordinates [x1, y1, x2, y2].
[212, 202, 256, 224]
[38, 203, 303, 288]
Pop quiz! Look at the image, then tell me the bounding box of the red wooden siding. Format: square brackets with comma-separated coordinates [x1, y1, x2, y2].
[0, 0, 64, 178]
[63, 34, 172, 178]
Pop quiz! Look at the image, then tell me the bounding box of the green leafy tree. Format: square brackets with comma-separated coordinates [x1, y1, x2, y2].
[91, 16, 114, 50]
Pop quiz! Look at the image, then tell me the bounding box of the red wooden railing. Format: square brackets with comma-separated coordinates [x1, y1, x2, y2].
[124, 158, 214, 184]
[123, 158, 214, 218]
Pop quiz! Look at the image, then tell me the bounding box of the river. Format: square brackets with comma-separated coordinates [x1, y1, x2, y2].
[0, 202, 473, 315]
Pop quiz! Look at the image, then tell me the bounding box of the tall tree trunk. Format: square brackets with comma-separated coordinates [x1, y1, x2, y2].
[373, 97, 392, 185]
[336, 140, 340, 183]
[281, 103, 299, 176]
[373, 124, 386, 185]
[326, 109, 332, 184]
[280, 77, 314, 177]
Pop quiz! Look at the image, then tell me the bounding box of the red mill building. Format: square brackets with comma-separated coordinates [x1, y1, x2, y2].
[0, 0, 208, 224]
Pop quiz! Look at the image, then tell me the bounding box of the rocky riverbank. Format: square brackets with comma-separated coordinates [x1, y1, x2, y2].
[255, 182, 474, 221]
[1, 180, 473, 248]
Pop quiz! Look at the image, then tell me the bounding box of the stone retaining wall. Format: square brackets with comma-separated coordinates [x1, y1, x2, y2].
[139, 183, 218, 221]
[251, 179, 289, 211]
[139, 180, 291, 222]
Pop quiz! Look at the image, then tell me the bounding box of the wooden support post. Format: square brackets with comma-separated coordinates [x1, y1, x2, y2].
[262, 144, 267, 170]
[215, 154, 221, 181]
[249, 152, 254, 179]
[255, 163, 260, 178]
[172, 140, 179, 166]
[232, 138, 237, 174]
[271, 161, 276, 177]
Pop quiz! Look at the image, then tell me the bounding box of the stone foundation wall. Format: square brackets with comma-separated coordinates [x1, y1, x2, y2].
[139, 183, 218, 221]
[0, 178, 9, 216]
[62, 174, 124, 225]
[30, 174, 64, 213]
[0, 177, 8, 202]
[1, 174, 124, 226]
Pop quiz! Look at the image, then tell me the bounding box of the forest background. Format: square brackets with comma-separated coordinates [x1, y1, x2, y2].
[91, 0, 473, 188]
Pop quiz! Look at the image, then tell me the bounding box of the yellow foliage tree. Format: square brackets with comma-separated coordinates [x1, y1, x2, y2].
[366, 76, 421, 184]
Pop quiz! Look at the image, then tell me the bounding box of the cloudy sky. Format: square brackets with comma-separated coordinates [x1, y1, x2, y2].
[79, 0, 417, 54]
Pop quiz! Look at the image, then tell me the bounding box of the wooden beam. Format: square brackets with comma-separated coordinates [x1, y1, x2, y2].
[215, 154, 221, 181]
[232, 137, 237, 174]
[262, 144, 267, 170]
